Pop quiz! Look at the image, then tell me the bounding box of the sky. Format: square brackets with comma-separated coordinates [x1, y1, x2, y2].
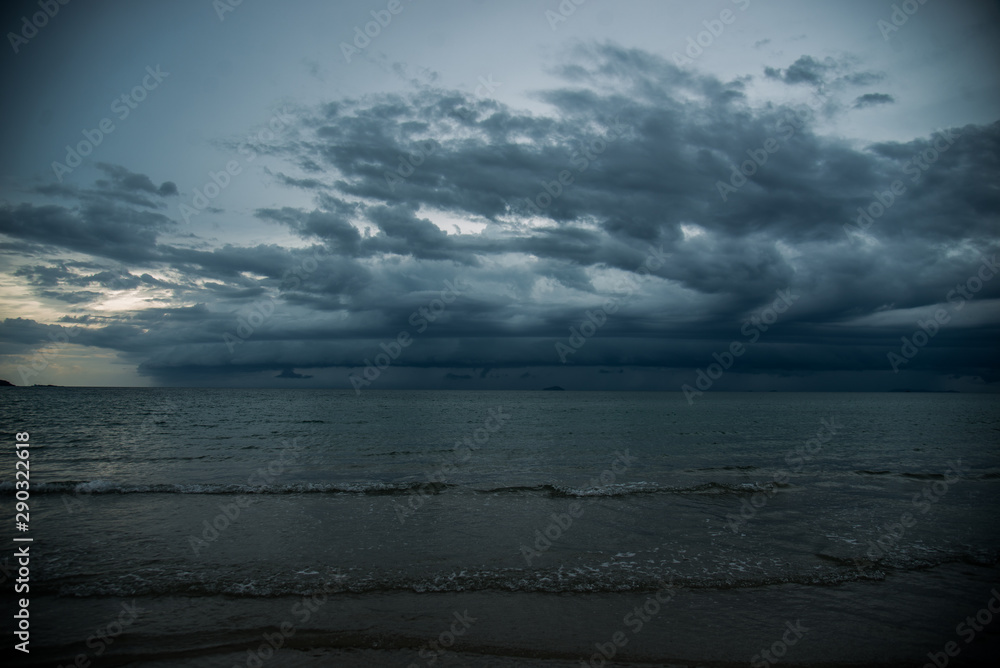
[0, 0, 998, 391]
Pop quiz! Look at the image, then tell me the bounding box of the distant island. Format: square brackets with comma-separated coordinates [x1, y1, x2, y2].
[0, 381, 68, 387]
[889, 388, 959, 393]
[542, 386, 565, 391]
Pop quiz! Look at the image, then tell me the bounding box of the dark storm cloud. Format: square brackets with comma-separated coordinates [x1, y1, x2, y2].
[763, 55, 884, 90]
[14, 263, 175, 292]
[39, 290, 104, 304]
[764, 55, 831, 85]
[95, 163, 178, 198]
[13, 263, 76, 287]
[276, 368, 313, 379]
[0, 165, 181, 270]
[34, 164, 178, 210]
[854, 93, 895, 108]
[0, 201, 170, 261]
[269, 172, 330, 191]
[2, 44, 998, 388]
[0, 318, 64, 347]
[257, 205, 361, 254]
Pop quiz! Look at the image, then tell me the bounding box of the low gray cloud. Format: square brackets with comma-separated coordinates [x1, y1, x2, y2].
[764, 55, 884, 90]
[854, 93, 895, 108]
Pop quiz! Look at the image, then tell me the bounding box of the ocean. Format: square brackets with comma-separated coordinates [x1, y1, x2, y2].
[1, 389, 999, 667]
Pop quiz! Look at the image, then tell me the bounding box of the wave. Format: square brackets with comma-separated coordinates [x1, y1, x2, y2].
[0, 480, 452, 496]
[44, 547, 999, 600]
[0, 479, 783, 498]
[50, 568, 878, 599]
[816, 548, 999, 573]
[360, 448, 462, 457]
[53, 554, 995, 599]
[853, 470, 999, 481]
[899, 472, 950, 480]
[542, 481, 781, 497]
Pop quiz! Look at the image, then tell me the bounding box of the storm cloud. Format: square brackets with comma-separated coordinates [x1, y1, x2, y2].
[1, 1, 997, 390]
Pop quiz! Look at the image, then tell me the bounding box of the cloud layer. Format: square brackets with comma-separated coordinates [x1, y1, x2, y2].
[2, 44, 998, 389]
